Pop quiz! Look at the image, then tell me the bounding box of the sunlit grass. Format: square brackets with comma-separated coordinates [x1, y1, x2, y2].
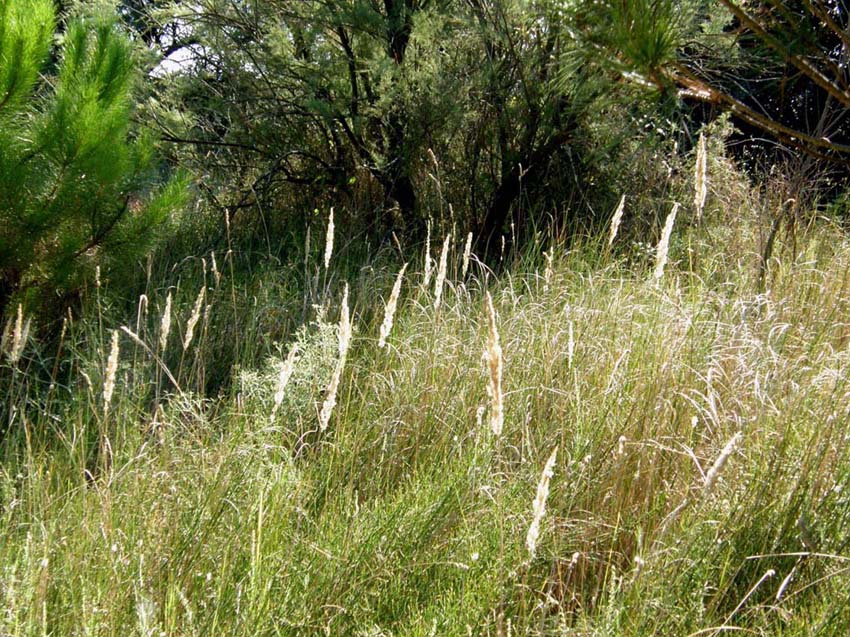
[1, 215, 849, 635]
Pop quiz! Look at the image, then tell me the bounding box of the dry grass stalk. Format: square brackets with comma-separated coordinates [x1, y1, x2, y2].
[379, 263, 408, 348]
[653, 202, 680, 280]
[543, 248, 554, 291]
[461, 232, 473, 279]
[427, 148, 440, 173]
[485, 292, 504, 436]
[182, 286, 206, 351]
[423, 220, 433, 286]
[159, 292, 172, 353]
[567, 321, 575, 370]
[434, 234, 451, 311]
[324, 207, 335, 270]
[694, 132, 708, 222]
[608, 194, 626, 247]
[211, 251, 221, 286]
[703, 431, 743, 493]
[137, 293, 148, 322]
[526, 446, 558, 557]
[103, 330, 120, 415]
[271, 343, 300, 421]
[5, 304, 30, 364]
[319, 284, 352, 431]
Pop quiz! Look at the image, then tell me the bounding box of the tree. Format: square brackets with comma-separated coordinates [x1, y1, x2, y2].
[145, 0, 454, 237]
[143, 0, 621, 257]
[583, 1, 850, 168]
[465, 0, 597, 255]
[0, 0, 186, 319]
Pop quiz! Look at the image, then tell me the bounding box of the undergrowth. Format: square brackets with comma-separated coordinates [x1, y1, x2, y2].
[1, 204, 849, 636]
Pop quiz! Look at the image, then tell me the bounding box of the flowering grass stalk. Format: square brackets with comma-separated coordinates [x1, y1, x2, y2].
[526, 446, 558, 557]
[485, 292, 504, 436]
[379, 263, 408, 348]
[434, 235, 451, 311]
[653, 202, 680, 280]
[319, 284, 352, 431]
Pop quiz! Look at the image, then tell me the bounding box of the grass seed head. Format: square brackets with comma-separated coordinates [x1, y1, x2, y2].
[324, 207, 335, 270]
[103, 330, 120, 415]
[653, 202, 680, 280]
[211, 251, 221, 286]
[424, 219, 433, 287]
[461, 232, 473, 279]
[182, 286, 205, 351]
[159, 292, 172, 353]
[608, 194, 626, 247]
[485, 292, 504, 436]
[434, 234, 451, 311]
[379, 263, 408, 348]
[271, 343, 300, 421]
[6, 304, 30, 364]
[543, 248, 554, 291]
[526, 446, 558, 557]
[703, 431, 743, 493]
[319, 284, 351, 431]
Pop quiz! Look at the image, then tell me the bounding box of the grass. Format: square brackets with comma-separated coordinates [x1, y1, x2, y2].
[1, 210, 850, 635]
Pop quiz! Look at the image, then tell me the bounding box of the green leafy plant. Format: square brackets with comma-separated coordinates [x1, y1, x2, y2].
[0, 0, 187, 319]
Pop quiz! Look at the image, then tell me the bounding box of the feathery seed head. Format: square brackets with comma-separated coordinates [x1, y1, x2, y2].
[319, 284, 351, 431]
[159, 292, 172, 353]
[424, 220, 433, 286]
[271, 343, 300, 421]
[324, 207, 335, 270]
[526, 446, 558, 557]
[703, 431, 743, 493]
[485, 292, 504, 436]
[427, 147, 439, 168]
[461, 232, 473, 279]
[379, 263, 408, 348]
[103, 330, 120, 415]
[608, 194, 626, 247]
[0, 315, 12, 356]
[211, 251, 221, 286]
[653, 202, 680, 280]
[182, 286, 205, 351]
[6, 304, 30, 364]
[434, 234, 451, 311]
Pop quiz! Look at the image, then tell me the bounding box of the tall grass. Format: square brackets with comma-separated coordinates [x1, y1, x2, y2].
[1, 210, 849, 635]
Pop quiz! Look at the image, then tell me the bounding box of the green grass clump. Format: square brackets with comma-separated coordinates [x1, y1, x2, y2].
[1, 215, 849, 635]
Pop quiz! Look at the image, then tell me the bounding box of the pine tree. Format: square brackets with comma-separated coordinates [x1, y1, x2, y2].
[0, 0, 186, 319]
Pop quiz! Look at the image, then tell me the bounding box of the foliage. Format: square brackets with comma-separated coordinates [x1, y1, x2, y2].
[583, 0, 850, 176]
[0, 1, 187, 320]
[137, 0, 645, 257]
